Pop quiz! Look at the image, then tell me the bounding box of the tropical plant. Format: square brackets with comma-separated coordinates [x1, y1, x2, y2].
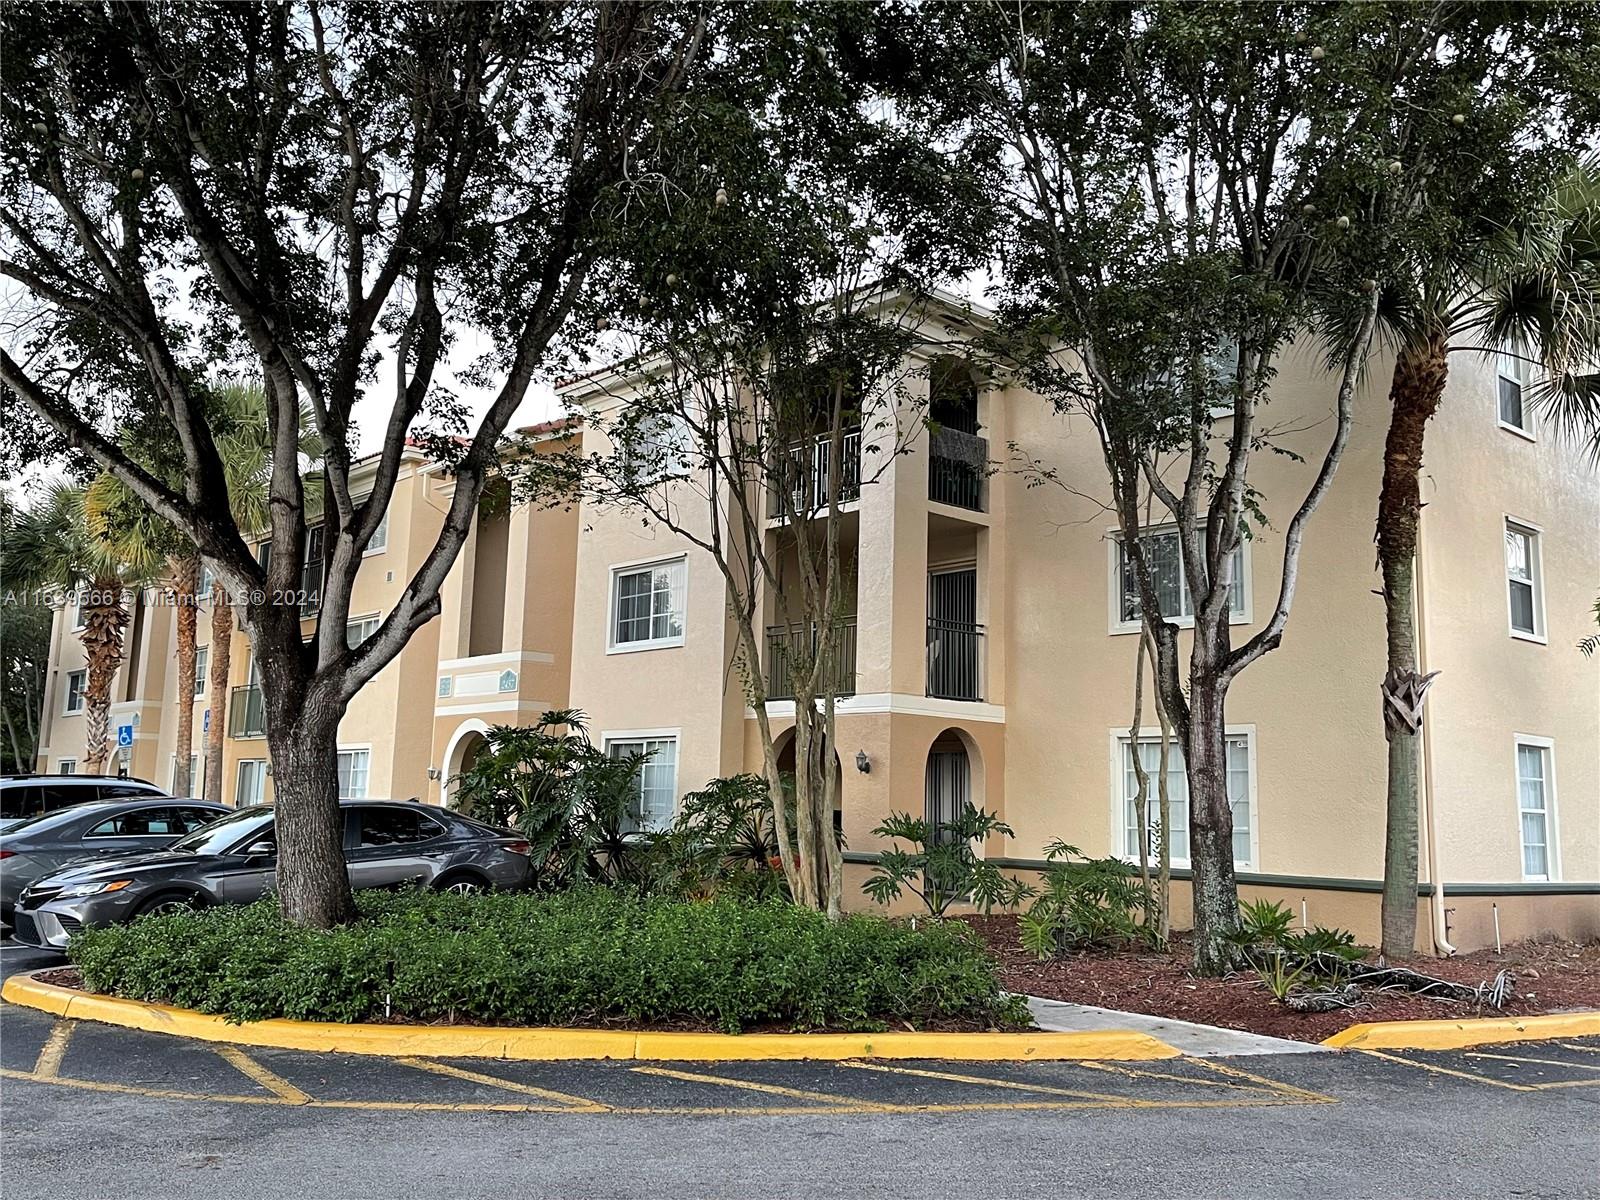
[448, 711, 657, 891]
[862, 805, 1033, 918]
[2, 483, 163, 772]
[0, 501, 53, 772]
[1235, 899, 1297, 946]
[656, 773, 789, 902]
[1018, 842, 1158, 959]
[1579, 596, 1600, 658]
[1257, 953, 1312, 1004]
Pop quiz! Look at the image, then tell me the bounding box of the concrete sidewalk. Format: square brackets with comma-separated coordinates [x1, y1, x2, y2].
[1024, 995, 1330, 1057]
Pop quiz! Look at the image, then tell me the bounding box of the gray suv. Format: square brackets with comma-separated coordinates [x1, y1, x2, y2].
[0, 775, 168, 833]
[10, 801, 533, 950]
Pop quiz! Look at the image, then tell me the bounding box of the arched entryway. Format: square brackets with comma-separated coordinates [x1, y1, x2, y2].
[774, 727, 844, 836]
[925, 728, 973, 841]
[440, 719, 491, 805]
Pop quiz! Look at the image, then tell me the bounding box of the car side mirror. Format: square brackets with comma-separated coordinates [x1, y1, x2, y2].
[240, 840, 276, 859]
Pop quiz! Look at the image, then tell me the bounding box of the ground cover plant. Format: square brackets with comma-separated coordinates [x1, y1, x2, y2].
[67, 888, 1028, 1033]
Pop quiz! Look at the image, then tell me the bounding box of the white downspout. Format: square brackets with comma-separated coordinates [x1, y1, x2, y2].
[1415, 499, 1456, 956]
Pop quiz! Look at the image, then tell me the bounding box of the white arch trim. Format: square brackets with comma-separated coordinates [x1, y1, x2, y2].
[439, 718, 492, 801]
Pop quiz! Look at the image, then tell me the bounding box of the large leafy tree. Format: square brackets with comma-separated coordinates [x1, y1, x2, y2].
[1, 2, 709, 926]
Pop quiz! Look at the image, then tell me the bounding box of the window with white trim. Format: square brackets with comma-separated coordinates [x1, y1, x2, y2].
[236, 759, 268, 806]
[170, 752, 203, 796]
[1497, 349, 1532, 435]
[337, 749, 371, 799]
[1116, 529, 1245, 628]
[1516, 741, 1555, 881]
[63, 670, 87, 715]
[1504, 520, 1545, 639]
[610, 558, 687, 650]
[346, 615, 382, 649]
[1119, 734, 1252, 867]
[193, 646, 208, 698]
[606, 736, 678, 832]
[365, 507, 390, 554]
[58, 759, 77, 775]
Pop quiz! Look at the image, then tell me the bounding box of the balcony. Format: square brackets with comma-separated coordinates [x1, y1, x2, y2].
[774, 429, 861, 517]
[928, 427, 987, 512]
[228, 684, 266, 738]
[926, 618, 985, 701]
[765, 616, 857, 701]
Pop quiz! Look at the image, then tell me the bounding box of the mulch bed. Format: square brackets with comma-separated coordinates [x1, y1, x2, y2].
[965, 915, 1600, 1043]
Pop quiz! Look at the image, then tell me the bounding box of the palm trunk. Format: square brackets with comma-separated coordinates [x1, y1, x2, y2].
[79, 578, 130, 774]
[204, 579, 233, 804]
[171, 555, 200, 796]
[1377, 334, 1449, 960]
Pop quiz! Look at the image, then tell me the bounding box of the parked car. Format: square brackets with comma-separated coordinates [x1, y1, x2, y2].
[9, 800, 532, 950]
[0, 775, 168, 833]
[0, 797, 229, 922]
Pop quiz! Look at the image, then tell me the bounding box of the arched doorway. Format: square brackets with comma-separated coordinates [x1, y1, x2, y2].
[925, 729, 973, 842]
[775, 727, 844, 837]
[440, 719, 490, 806]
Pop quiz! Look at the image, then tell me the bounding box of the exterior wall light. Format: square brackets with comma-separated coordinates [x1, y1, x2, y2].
[855, 750, 871, 774]
[426, 766, 441, 781]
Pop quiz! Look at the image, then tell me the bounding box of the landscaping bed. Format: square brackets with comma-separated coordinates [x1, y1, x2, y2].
[61, 889, 1029, 1034]
[968, 914, 1600, 1042]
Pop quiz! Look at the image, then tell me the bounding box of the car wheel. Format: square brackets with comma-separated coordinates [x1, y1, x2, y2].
[135, 892, 201, 918]
[437, 875, 486, 896]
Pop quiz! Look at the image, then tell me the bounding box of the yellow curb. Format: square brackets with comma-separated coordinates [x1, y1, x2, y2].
[1322, 1011, 1600, 1052]
[2, 973, 1179, 1062]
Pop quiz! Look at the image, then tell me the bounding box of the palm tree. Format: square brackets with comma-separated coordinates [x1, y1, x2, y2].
[3, 483, 164, 773]
[1336, 162, 1600, 959]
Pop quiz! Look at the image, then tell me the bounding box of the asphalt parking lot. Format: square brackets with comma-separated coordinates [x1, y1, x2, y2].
[2, 942, 1598, 1199]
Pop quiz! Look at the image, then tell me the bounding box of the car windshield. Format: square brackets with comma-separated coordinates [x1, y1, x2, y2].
[166, 806, 275, 855]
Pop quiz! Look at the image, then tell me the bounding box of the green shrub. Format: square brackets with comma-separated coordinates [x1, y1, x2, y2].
[862, 804, 1034, 916]
[1018, 841, 1157, 958]
[68, 889, 1028, 1033]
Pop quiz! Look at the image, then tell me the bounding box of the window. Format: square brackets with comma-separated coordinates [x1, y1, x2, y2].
[86, 807, 192, 838]
[622, 411, 693, 484]
[71, 597, 86, 630]
[365, 507, 390, 554]
[236, 759, 268, 807]
[199, 562, 215, 597]
[1504, 520, 1545, 640]
[1118, 733, 1253, 867]
[57, 759, 77, 776]
[346, 615, 381, 649]
[337, 749, 371, 799]
[193, 646, 208, 698]
[606, 735, 678, 832]
[355, 806, 444, 847]
[1497, 349, 1533, 436]
[1114, 529, 1246, 630]
[63, 670, 86, 715]
[609, 558, 687, 651]
[170, 752, 203, 796]
[1516, 740, 1556, 881]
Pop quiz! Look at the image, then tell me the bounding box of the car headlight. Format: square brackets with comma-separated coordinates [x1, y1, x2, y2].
[55, 879, 133, 900]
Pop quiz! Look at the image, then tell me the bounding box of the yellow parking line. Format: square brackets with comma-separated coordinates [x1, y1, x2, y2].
[0, 1066, 281, 1105]
[842, 1060, 1153, 1106]
[1526, 1079, 1600, 1091]
[632, 1065, 885, 1109]
[1187, 1057, 1336, 1103]
[1357, 1049, 1534, 1092]
[215, 1047, 312, 1103]
[1465, 1051, 1600, 1073]
[33, 1020, 74, 1080]
[1558, 1042, 1600, 1056]
[394, 1057, 610, 1110]
[1075, 1059, 1285, 1096]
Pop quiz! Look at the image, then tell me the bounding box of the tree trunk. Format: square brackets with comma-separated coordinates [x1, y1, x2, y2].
[1377, 334, 1449, 960]
[204, 579, 232, 804]
[1186, 672, 1239, 975]
[1128, 632, 1153, 923]
[171, 555, 200, 796]
[79, 578, 130, 775]
[261, 674, 355, 927]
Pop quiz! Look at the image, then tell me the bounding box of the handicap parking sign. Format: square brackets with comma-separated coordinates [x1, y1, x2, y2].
[116, 724, 134, 749]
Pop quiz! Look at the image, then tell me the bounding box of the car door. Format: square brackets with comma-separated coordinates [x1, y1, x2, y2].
[211, 825, 278, 903]
[345, 805, 450, 891]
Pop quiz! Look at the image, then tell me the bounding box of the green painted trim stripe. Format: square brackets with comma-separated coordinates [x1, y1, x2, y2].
[841, 851, 1599, 897]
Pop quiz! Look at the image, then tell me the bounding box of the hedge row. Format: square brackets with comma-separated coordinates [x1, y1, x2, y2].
[68, 888, 1028, 1032]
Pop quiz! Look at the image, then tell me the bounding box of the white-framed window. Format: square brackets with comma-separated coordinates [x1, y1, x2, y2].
[1497, 348, 1534, 438]
[608, 556, 687, 651]
[336, 748, 371, 799]
[604, 732, 679, 832]
[622, 411, 694, 484]
[365, 507, 390, 555]
[1504, 519, 1545, 641]
[235, 759, 268, 807]
[1114, 730, 1254, 869]
[170, 752, 203, 796]
[199, 562, 216, 598]
[63, 670, 87, 715]
[57, 758, 77, 775]
[1515, 737, 1558, 881]
[193, 646, 208, 698]
[1111, 528, 1248, 632]
[346, 615, 382, 649]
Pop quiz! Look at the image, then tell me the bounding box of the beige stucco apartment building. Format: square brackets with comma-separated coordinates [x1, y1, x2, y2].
[33, 317, 1599, 952]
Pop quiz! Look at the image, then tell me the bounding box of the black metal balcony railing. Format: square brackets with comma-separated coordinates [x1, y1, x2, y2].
[926, 618, 985, 701]
[765, 617, 857, 701]
[775, 429, 862, 516]
[928, 427, 987, 511]
[228, 684, 266, 738]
